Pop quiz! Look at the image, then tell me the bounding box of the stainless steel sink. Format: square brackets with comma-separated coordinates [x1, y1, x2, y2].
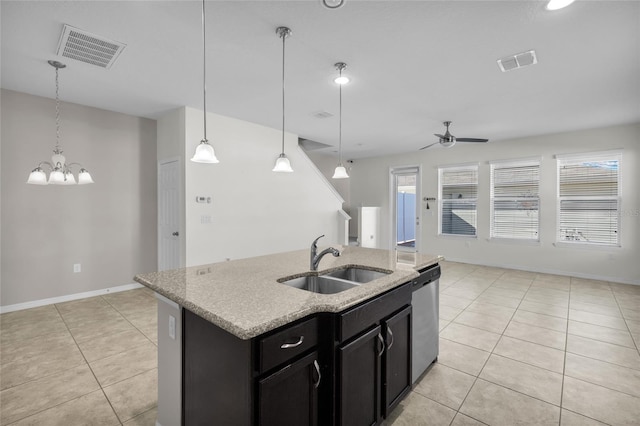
[322, 267, 390, 283]
[281, 275, 359, 294]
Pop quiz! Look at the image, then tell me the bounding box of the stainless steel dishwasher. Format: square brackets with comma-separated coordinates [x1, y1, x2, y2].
[411, 263, 441, 383]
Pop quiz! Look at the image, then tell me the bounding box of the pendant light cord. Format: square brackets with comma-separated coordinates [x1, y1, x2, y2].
[202, 0, 207, 142]
[338, 69, 343, 165]
[281, 29, 286, 154]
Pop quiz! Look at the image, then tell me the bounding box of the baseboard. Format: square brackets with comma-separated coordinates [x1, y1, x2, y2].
[442, 257, 640, 286]
[0, 283, 144, 314]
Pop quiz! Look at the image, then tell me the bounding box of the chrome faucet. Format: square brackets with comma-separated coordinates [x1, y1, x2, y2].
[310, 235, 340, 271]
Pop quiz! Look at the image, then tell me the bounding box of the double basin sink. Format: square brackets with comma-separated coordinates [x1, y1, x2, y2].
[279, 267, 391, 295]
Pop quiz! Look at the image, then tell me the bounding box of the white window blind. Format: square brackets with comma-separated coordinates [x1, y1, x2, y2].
[490, 160, 540, 240]
[439, 165, 477, 236]
[557, 152, 621, 246]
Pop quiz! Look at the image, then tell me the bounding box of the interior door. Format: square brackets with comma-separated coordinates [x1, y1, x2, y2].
[158, 159, 181, 271]
[391, 167, 420, 251]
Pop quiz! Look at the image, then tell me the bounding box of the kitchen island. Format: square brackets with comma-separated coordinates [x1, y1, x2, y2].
[134, 246, 442, 426]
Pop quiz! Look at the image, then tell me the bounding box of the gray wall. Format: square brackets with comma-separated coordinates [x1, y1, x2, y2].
[1, 89, 157, 307]
[349, 123, 640, 284]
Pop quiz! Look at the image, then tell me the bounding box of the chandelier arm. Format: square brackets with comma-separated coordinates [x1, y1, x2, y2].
[37, 161, 54, 171]
[322, 0, 345, 9]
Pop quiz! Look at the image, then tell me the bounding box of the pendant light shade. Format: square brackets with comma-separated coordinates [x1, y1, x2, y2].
[333, 62, 349, 179]
[273, 26, 293, 173]
[332, 165, 349, 179]
[272, 153, 293, 173]
[26, 61, 94, 186]
[190, 0, 219, 164]
[191, 140, 219, 163]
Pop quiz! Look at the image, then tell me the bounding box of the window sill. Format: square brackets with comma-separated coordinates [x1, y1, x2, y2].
[438, 234, 478, 239]
[553, 241, 621, 251]
[488, 238, 540, 246]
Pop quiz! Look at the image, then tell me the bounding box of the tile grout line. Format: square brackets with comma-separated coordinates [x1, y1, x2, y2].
[53, 302, 126, 426]
[443, 269, 533, 426]
[101, 294, 158, 348]
[610, 289, 640, 355]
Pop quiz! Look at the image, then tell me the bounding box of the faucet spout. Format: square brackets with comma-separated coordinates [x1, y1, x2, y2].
[310, 235, 340, 271]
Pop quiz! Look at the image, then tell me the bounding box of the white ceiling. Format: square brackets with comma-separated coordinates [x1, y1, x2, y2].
[2, 1, 639, 159]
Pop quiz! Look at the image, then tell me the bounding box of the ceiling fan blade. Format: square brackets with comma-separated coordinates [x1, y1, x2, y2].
[419, 141, 440, 150]
[434, 133, 445, 138]
[456, 138, 489, 143]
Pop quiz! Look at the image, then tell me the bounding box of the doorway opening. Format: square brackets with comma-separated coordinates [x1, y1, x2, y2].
[391, 167, 420, 251]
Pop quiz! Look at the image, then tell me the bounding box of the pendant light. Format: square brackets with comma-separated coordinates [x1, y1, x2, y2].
[27, 60, 94, 186]
[190, 0, 219, 164]
[332, 62, 349, 179]
[272, 26, 294, 173]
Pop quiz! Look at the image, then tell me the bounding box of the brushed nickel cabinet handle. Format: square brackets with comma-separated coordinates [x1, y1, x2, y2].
[313, 360, 321, 388]
[377, 332, 385, 357]
[280, 336, 304, 349]
[387, 325, 394, 350]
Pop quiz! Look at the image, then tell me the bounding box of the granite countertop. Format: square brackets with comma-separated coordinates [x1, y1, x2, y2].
[134, 246, 442, 340]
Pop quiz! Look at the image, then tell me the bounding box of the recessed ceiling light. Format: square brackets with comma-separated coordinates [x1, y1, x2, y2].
[546, 0, 576, 11]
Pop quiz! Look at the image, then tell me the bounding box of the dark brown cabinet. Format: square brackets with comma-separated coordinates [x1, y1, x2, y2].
[336, 283, 412, 426]
[182, 281, 413, 426]
[382, 305, 412, 417]
[258, 351, 320, 426]
[338, 325, 383, 426]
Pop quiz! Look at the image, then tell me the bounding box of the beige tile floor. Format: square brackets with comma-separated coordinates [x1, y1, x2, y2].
[385, 261, 640, 426]
[1, 288, 158, 425]
[2, 262, 640, 425]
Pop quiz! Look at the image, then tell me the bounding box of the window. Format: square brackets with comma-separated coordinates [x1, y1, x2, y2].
[556, 151, 621, 246]
[439, 165, 477, 236]
[490, 159, 540, 240]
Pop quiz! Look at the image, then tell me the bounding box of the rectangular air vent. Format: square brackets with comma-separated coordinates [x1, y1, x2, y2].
[497, 50, 537, 72]
[56, 24, 126, 69]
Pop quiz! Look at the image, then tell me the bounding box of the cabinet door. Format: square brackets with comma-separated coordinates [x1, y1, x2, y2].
[338, 325, 383, 426]
[258, 351, 320, 426]
[382, 306, 412, 417]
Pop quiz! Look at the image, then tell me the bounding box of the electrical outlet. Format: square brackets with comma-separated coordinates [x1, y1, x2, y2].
[169, 315, 176, 340]
[73, 263, 81, 273]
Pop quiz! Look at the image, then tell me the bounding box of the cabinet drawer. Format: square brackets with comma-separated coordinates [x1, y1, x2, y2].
[259, 316, 319, 373]
[338, 283, 411, 343]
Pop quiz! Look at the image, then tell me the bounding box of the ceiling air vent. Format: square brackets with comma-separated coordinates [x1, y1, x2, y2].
[56, 24, 126, 69]
[497, 50, 537, 72]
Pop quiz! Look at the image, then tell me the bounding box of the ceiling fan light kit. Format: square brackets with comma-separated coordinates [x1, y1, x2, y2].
[419, 121, 489, 150]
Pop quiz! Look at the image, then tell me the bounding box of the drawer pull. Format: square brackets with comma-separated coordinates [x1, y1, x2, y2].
[377, 332, 385, 357]
[313, 360, 321, 388]
[280, 336, 304, 349]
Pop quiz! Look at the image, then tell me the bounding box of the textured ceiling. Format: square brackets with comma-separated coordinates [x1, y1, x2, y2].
[2, 1, 639, 159]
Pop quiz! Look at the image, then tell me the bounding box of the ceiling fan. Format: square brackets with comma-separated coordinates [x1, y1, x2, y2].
[419, 121, 489, 150]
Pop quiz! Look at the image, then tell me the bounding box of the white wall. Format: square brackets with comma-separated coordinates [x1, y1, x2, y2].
[350, 123, 640, 284]
[157, 107, 344, 267]
[1, 89, 158, 307]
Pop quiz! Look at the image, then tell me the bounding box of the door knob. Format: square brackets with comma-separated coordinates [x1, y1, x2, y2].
[172, 231, 179, 237]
